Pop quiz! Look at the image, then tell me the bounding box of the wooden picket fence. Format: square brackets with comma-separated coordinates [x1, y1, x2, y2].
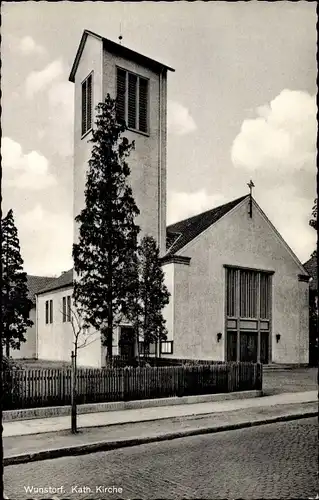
[3, 362, 262, 410]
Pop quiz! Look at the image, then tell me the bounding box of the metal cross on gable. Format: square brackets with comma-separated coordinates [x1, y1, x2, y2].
[247, 180, 255, 217]
[247, 179, 255, 196]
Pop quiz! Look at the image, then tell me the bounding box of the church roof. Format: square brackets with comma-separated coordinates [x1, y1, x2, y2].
[37, 269, 73, 295]
[165, 195, 248, 256]
[69, 29, 175, 83]
[303, 255, 318, 291]
[26, 275, 58, 304]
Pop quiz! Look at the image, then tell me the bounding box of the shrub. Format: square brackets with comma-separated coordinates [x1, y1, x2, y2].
[2, 356, 20, 410]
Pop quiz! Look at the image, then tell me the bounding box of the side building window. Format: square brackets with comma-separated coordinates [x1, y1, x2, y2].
[45, 299, 53, 324]
[62, 295, 72, 322]
[82, 73, 93, 136]
[116, 68, 149, 133]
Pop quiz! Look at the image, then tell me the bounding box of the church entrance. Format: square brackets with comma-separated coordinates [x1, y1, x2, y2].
[119, 326, 135, 359]
[225, 267, 272, 364]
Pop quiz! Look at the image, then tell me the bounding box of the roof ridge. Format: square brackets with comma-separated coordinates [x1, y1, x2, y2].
[165, 194, 248, 256]
[167, 195, 248, 231]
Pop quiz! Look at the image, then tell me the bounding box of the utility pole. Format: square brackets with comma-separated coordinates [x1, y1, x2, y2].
[0, 190, 4, 500]
[70, 350, 77, 434]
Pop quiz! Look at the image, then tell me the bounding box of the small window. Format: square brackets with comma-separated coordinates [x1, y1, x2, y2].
[82, 73, 93, 136]
[116, 68, 149, 133]
[49, 300, 53, 324]
[45, 299, 53, 324]
[67, 296, 71, 322]
[160, 341, 173, 355]
[45, 300, 49, 325]
[62, 295, 72, 322]
[62, 297, 66, 323]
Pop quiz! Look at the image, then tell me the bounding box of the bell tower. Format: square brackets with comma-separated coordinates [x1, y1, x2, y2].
[69, 29, 174, 256]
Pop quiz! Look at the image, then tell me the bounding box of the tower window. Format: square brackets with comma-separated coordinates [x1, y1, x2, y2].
[82, 73, 93, 136]
[116, 68, 149, 134]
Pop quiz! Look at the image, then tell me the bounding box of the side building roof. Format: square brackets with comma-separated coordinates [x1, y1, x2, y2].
[37, 269, 73, 295]
[27, 275, 58, 305]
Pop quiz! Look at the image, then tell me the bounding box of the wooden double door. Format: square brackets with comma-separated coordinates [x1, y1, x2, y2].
[227, 331, 269, 363]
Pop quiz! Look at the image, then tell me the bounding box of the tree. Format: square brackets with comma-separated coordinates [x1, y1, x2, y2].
[73, 95, 140, 362]
[309, 198, 317, 258]
[309, 198, 317, 231]
[1, 209, 33, 357]
[127, 236, 170, 358]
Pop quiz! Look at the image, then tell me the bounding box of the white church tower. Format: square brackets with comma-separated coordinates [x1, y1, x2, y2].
[69, 29, 174, 256]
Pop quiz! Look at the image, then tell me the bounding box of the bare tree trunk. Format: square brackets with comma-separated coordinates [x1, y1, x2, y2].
[136, 326, 140, 363]
[107, 309, 113, 362]
[5, 339, 9, 358]
[71, 350, 77, 434]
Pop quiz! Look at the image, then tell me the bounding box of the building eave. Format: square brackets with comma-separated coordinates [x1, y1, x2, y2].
[36, 282, 74, 296]
[161, 255, 191, 266]
[69, 29, 175, 83]
[298, 274, 311, 283]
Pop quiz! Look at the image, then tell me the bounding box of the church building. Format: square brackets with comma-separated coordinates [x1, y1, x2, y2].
[26, 29, 310, 367]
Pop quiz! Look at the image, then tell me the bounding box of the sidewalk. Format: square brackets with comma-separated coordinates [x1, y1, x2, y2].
[3, 391, 317, 466]
[3, 390, 316, 437]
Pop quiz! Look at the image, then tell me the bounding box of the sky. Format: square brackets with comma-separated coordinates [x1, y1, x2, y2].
[2, 1, 317, 276]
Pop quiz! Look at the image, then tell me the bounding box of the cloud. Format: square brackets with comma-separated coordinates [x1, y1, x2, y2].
[2, 137, 57, 190]
[25, 59, 63, 97]
[45, 80, 74, 156]
[167, 189, 228, 224]
[168, 100, 197, 136]
[231, 89, 317, 262]
[18, 36, 46, 56]
[24, 56, 74, 156]
[256, 187, 316, 263]
[16, 205, 73, 276]
[231, 89, 316, 173]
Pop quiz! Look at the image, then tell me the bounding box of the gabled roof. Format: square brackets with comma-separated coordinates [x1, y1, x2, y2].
[37, 269, 73, 295]
[304, 255, 318, 291]
[69, 29, 175, 83]
[165, 195, 248, 256]
[26, 275, 57, 304]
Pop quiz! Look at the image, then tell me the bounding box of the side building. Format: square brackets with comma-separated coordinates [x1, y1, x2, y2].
[10, 275, 57, 360]
[36, 269, 133, 367]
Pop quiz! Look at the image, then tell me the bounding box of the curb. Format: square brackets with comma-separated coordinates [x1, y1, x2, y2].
[3, 390, 262, 422]
[4, 410, 318, 467]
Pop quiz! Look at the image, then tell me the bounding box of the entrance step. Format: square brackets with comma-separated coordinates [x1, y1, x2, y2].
[263, 363, 309, 371]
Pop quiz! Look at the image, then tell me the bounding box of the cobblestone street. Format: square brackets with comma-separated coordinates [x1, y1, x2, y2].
[4, 417, 318, 499]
